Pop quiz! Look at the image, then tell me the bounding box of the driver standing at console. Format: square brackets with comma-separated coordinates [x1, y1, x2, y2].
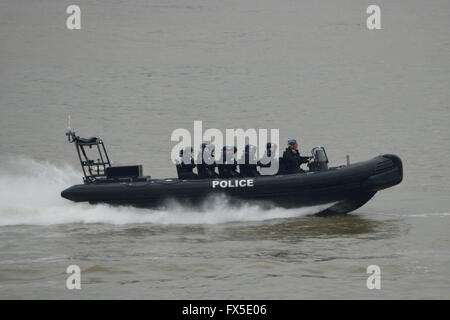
[282, 139, 312, 174]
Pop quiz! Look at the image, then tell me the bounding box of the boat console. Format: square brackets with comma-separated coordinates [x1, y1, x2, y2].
[308, 146, 329, 171]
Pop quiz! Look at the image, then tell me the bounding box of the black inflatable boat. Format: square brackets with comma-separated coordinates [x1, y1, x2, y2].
[61, 131, 403, 214]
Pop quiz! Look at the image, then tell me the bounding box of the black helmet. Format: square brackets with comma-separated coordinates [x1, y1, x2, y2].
[200, 142, 208, 150]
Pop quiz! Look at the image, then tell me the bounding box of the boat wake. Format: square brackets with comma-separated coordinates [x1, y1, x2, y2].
[0, 158, 332, 226]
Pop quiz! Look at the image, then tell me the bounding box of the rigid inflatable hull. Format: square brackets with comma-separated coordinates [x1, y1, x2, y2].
[61, 154, 402, 214]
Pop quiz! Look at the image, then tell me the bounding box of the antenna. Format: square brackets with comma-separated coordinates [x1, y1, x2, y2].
[65, 115, 76, 142]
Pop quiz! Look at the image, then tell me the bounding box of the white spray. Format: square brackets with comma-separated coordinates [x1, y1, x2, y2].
[0, 158, 331, 226]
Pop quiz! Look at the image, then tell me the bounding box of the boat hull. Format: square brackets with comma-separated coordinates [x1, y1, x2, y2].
[61, 154, 403, 214]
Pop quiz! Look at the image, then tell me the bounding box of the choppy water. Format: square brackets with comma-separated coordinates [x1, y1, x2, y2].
[0, 0, 449, 299]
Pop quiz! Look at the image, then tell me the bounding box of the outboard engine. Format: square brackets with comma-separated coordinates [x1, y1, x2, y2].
[308, 146, 329, 171]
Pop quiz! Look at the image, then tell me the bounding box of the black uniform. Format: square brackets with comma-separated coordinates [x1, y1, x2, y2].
[179, 157, 197, 179]
[258, 143, 279, 175]
[239, 146, 260, 177]
[281, 147, 309, 174]
[196, 146, 218, 178]
[176, 148, 197, 179]
[218, 147, 239, 178]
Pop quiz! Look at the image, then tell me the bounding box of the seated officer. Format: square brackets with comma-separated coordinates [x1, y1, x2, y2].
[177, 147, 197, 179]
[196, 143, 218, 178]
[239, 144, 260, 177]
[282, 139, 312, 174]
[218, 146, 239, 178]
[258, 142, 279, 175]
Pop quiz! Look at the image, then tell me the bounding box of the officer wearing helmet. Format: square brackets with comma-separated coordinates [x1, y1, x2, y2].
[239, 144, 260, 177]
[218, 146, 239, 178]
[281, 139, 312, 174]
[196, 143, 218, 178]
[177, 146, 197, 179]
[258, 142, 278, 175]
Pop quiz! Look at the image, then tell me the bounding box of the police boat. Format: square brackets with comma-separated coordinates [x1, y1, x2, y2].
[61, 130, 403, 215]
